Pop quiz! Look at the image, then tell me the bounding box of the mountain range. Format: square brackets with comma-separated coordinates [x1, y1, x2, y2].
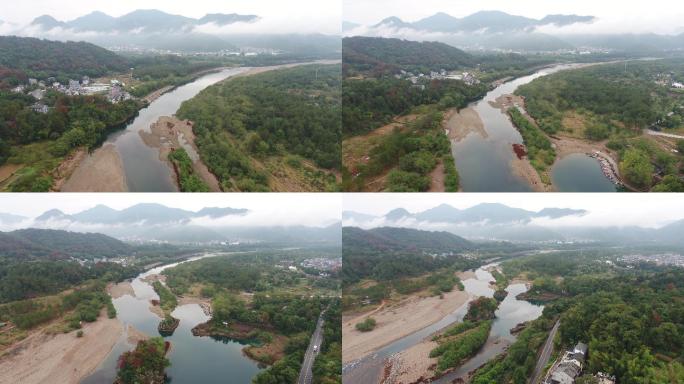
[0, 203, 341, 245]
[33, 203, 248, 225]
[5, 9, 341, 55]
[344, 10, 684, 53]
[371, 11, 595, 34]
[343, 203, 684, 245]
[30, 10, 258, 33]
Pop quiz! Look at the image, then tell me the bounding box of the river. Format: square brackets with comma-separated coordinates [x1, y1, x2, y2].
[451, 64, 614, 191]
[103, 68, 250, 192]
[81, 253, 263, 384]
[341, 264, 544, 384]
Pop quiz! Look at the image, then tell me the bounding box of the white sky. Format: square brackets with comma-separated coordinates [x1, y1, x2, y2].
[343, 193, 684, 229]
[343, 0, 684, 35]
[0, 0, 341, 35]
[0, 193, 341, 227]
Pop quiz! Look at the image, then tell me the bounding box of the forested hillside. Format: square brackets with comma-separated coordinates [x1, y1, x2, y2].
[0, 36, 128, 83]
[342, 226, 475, 282]
[0, 228, 131, 260]
[343, 36, 474, 75]
[176, 64, 341, 191]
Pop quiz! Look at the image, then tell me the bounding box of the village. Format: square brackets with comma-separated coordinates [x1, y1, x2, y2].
[544, 342, 616, 384]
[394, 68, 480, 87]
[11, 75, 133, 115]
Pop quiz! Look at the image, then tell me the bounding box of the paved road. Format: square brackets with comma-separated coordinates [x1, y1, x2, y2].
[298, 310, 327, 384]
[529, 320, 560, 384]
[646, 129, 684, 140]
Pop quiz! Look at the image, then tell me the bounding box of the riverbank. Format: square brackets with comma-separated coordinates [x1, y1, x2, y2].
[140, 116, 221, 191]
[342, 285, 471, 364]
[59, 144, 127, 192]
[445, 107, 488, 142]
[0, 310, 122, 384]
[191, 321, 287, 365]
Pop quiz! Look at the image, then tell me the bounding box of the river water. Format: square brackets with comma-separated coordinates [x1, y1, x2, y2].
[342, 264, 544, 384]
[103, 68, 250, 192]
[81, 253, 263, 384]
[451, 64, 613, 191]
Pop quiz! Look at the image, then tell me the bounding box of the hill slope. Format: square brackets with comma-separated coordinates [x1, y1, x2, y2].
[0, 228, 131, 260]
[343, 36, 474, 73]
[0, 36, 128, 80]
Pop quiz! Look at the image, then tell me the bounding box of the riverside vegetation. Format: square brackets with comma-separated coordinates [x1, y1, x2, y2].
[176, 64, 341, 192]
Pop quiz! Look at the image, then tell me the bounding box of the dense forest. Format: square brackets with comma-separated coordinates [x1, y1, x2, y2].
[176, 64, 341, 191]
[342, 37, 475, 75]
[479, 250, 684, 383]
[0, 228, 132, 260]
[0, 36, 129, 83]
[516, 59, 684, 191]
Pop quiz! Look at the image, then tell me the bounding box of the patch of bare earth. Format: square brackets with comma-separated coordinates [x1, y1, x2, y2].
[385, 339, 439, 384]
[0, 163, 23, 184]
[0, 311, 123, 384]
[108, 281, 135, 299]
[61, 144, 127, 192]
[428, 160, 445, 192]
[445, 107, 487, 142]
[343, 115, 417, 192]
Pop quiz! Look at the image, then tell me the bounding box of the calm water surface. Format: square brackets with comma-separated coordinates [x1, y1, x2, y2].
[81, 253, 262, 384]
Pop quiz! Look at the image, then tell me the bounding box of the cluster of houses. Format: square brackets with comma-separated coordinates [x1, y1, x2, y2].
[395, 69, 480, 87]
[10, 75, 132, 114]
[545, 342, 616, 384]
[654, 72, 684, 89]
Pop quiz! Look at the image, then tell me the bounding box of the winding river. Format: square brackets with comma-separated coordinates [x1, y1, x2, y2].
[104, 68, 250, 192]
[342, 264, 544, 384]
[81, 253, 263, 384]
[451, 64, 614, 191]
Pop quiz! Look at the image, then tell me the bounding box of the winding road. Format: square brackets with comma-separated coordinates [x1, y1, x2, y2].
[530, 320, 560, 384]
[646, 129, 684, 140]
[297, 309, 327, 384]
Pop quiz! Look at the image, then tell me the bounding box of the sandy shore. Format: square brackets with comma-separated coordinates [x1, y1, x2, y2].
[445, 107, 488, 142]
[60, 144, 127, 192]
[510, 156, 554, 192]
[140, 116, 221, 191]
[342, 288, 470, 364]
[108, 281, 135, 299]
[0, 312, 122, 384]
[385, 339, 439, 384]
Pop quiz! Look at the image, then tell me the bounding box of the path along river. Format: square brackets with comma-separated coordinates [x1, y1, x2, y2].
[451, 64, 614, 192]
[341, 264, 544, 384]
[81, 252, 263, 384]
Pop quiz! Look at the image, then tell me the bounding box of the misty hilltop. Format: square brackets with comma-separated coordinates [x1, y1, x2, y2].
[370, 11, 595, 34]
[30, 10, 259, 34]
[0, 203, 341, 245]
[343, 203, 684, 245]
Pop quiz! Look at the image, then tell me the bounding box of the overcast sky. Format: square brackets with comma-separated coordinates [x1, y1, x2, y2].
[0, 193, 341, 228]
[344, 193, 684, 229]
[344, 0, 684, 35]
[0, 0, 341, 34]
